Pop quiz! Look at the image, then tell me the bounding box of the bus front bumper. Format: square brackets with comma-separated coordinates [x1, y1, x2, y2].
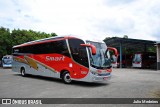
[91, 74, 111, 82]
[3, 64, 12, 68]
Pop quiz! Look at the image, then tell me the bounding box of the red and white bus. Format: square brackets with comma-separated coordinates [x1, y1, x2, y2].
[132, 52, 156, 69]
[108, 47, 118, 68]
[12, 36, 117, 83]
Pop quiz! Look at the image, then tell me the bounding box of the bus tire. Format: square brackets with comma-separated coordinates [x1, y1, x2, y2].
[62, 71, 72, 84]
[21, 68, 26, 77]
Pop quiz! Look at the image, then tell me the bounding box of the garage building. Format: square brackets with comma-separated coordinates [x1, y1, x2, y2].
[104, 37, 157, 69]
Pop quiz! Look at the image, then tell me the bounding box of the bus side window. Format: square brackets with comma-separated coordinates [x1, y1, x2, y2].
[31, 40, 70, 57]
[52, 40, 70, 57]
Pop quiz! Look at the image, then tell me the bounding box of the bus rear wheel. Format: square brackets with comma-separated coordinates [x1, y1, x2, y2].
[21, 68, 26, 77]
[62, 71, 72, 84]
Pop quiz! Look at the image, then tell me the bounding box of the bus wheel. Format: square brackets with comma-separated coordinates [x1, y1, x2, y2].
[62, 71, 72, 84]
[21, 68, 26, 77]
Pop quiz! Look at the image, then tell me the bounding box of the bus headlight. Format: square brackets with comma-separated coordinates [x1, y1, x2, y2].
[90, 70, 98, 75]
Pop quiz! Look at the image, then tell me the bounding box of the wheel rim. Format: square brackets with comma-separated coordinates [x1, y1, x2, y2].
[64, 73, 71, 83]
[21, 69, 25, 76]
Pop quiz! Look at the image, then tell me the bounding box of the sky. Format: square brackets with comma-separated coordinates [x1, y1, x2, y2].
[0, 0, 160, 41]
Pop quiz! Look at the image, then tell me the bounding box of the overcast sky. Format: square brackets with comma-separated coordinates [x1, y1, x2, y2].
[0, 0, 160, 41]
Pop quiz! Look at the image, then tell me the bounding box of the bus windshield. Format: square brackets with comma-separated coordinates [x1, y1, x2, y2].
[133, 54, 141, 63]
[2, 56, 12, 64]
[87, 41, 112, 69]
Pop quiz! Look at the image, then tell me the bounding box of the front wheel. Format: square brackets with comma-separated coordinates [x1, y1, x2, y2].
[62, 71, 72, 84]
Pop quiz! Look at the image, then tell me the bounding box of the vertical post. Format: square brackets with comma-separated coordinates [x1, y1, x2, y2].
[144, 44, 147, 52]
[157, 44, 160, 70]
[120, 42, 122, 68]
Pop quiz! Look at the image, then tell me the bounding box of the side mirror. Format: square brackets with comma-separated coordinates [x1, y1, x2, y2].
[80, 44, 96, 55]
[107, 47, 118, 58]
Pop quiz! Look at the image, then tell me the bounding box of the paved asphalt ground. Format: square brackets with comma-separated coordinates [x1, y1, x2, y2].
[0, 68, 160, 107]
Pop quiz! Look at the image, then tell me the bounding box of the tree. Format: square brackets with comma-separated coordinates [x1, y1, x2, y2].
[0, 27, 12, 56]
[123, 35, 128, 38]
[0, 27, 57, 56]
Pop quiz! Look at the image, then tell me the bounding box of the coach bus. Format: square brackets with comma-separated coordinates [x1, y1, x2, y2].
[12, 36, 118, 83]
[2, 55, 13, 68]
[132, 52, 156, 69]
[109, 47, 118, 68]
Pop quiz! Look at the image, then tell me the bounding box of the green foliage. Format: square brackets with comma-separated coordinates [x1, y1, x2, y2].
[0, 27, 57, 56]
[123, 35, 128, 38]
[0, 27, 11, 56]
[147, 46, 156, 53]
[104, 37, 111, 41]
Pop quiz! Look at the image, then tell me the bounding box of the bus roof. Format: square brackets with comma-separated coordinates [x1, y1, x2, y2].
[13, 35, 105, 48]
[13, 35, 79, 48]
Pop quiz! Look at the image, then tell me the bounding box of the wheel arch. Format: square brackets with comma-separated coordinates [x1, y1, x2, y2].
[60, 68, 71, 78]
[20, 66, 26, 73]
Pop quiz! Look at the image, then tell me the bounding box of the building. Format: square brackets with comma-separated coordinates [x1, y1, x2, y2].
[156, 42, 160, 70]
[104, 37, 157, 69]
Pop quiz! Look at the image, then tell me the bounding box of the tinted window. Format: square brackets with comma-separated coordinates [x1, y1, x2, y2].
[13, 48, 19, 53]
[68, 39, 89, 68]
[13, 40, 70, 57]
[12, 47, 24, 56]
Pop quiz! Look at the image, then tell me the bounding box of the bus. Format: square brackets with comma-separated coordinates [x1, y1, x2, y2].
[132, 52, 156, 69]
[2, 55, 13, 68]
[109, 47, 118, 68]
[12, 36, 118, 83]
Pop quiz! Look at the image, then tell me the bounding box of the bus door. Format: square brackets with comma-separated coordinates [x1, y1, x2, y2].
[68, 39, 89, 79]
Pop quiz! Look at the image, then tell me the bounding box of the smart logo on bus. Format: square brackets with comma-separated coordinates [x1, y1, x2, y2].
[46, 56, 65, 61]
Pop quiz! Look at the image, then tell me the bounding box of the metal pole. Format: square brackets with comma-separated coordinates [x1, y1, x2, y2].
[157, 44, 160, 70]
[120, 42, 122, 68]
[144, 44, 147, 52]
